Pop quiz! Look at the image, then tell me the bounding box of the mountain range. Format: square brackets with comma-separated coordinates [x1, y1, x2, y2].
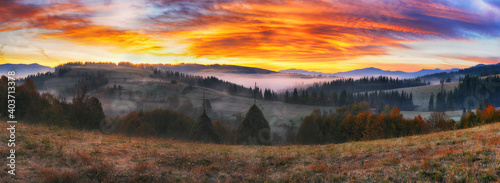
[279, 67, 460, 78]
[0, 63, 53, 78]
[3, 63, 498, 80]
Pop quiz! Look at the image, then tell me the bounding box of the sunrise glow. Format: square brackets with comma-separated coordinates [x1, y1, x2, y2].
[1, 0, 499, 72]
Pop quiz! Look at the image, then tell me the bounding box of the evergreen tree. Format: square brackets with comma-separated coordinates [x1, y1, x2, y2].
[338, 90, 347, 106]
[428, 93, 435, 111]
[436, 91, 446, 111]
[332, 91, 338, 106]
[292, 88, 299, 104]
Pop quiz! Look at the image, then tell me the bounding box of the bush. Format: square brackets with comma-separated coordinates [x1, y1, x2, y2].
[116, 112, 157, 137]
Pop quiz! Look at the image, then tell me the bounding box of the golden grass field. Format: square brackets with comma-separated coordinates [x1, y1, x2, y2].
[2, 121, 500, 182]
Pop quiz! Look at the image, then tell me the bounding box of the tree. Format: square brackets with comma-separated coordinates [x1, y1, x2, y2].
[362, 113, 379, 140]
[298, 110, 321, 144]
[16, 79, 42, 122]
[353, 112, 368, 141]
[338, 90, 347, 106]
[86, 97, 105, 130]
[436, 91, 446, 111]
[69, 88, 105, 130]
[213, 120, 234, 144]
[331, 91, 338, 106]
[428, 93, 435, 111]
[480, 105, 497, 124]
[429, 112, 454, 131]
[116, 112, 156, 137]
[341, 113, 356, 141]
[40, 93, 69, 127]
[446, 91, 454, 110]
[292, 88, 299, 104]
[284, 90, 290, 103]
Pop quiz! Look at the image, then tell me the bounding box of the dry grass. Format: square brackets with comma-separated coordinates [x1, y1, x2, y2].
[2, 121, 500, 182]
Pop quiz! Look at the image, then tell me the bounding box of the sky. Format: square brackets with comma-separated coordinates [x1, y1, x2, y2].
[0, 0, 499, 73]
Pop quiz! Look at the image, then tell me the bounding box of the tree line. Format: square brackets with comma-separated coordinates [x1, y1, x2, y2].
[302, 76, 426, 93]
[284, 89, 415, 110]
[429, 75, 500, 111]
[296, 101, 500, 145]
[419, 63, 500, 82]
[153, 69, 265, 99]
[294, 102, 454, 144]
[0, 77, 105, 130]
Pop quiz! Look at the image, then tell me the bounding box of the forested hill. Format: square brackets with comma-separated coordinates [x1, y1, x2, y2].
[281, 76, 426, 110]
[155, 63, 276, 74]
[432, 75, 500, 111]
[419, 63, 500, 83]
[305, 76, 427, 93]
[17, 62, 266, 100]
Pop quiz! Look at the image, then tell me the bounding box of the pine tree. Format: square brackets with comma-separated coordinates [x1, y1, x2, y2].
[292, 88, 299, 104]
[332, 91, 338, 106]
[428, 93, 435, 111]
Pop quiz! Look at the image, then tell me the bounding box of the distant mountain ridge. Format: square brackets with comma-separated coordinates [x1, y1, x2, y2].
[3, 62, 496, 81]
[280, 67, 459, 78]
[418, 63, 500, 83]
[0, 63, 53, 78]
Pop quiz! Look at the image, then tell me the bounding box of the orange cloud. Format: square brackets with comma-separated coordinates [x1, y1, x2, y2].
[1, 1, 164, 55]
[41, 25, 164, 54]
[1, 0, 499, 72]
[148, 0, 497, 68]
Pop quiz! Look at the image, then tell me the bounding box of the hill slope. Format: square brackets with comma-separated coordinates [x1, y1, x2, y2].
[156, 63, 276, 74]
[21, 63, 334, 132]
[2, 121, 500, 182]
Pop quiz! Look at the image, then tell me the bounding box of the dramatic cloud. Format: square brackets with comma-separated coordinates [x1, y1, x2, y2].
[0, 0, 164, 55]
[0, 0, 499, 71]
[145, 0, 500, 65]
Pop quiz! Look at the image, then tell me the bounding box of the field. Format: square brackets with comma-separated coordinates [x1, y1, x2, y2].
[0, 121, 500, 182]
[2, 121, 500, 182]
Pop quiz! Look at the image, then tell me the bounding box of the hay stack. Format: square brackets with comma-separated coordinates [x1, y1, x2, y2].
[235, 104, 272, 145]
[189, 111, 221, 144]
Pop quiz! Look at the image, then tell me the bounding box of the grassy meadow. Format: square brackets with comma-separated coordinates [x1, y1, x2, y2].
[2, 121, 500, 182]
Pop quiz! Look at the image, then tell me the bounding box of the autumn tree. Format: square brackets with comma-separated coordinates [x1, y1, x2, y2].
[16, 79, 42, 123]
[213, 120, 234, 144]
[116, 112, 156, 137]
[429, 112, 455, 131]
[298, 109, 321, 144]
[68, 88, 105, 130]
